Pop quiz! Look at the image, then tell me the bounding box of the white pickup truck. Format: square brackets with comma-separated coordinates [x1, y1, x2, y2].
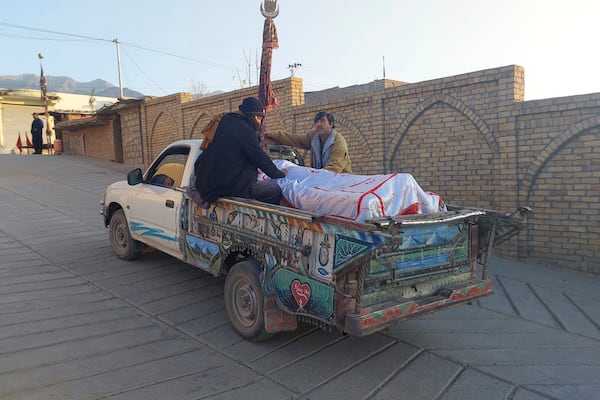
[101, 140, 530, 341]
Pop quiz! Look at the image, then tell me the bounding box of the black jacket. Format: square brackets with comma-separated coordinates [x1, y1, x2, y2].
[194, 112, 284, 202]
[31, 118, 44, 136]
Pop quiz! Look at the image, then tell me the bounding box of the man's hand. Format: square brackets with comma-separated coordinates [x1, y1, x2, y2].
[263, 131, 277, 145]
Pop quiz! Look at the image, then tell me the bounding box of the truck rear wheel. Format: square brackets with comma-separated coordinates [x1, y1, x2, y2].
[108, 209, 140, 260]
[224, 260, 272, 341]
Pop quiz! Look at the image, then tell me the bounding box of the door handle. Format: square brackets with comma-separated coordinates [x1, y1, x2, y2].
[165, 200, 175, 208]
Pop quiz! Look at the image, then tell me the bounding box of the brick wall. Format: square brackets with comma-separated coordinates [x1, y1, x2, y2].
[516, 99, 600, 273]
[120, 105, 145, 168]
[61, 123, 115, 160]
[93, 65, 600, 274]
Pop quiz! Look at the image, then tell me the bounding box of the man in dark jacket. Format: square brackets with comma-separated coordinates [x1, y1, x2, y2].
[31, 113, 44, 154]
[193, 97, 286, 207]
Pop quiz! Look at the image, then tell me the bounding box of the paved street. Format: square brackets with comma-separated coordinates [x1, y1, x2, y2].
[0, 153, 599, 400]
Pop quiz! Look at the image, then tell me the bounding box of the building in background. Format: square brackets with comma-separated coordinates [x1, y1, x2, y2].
[0, 88, 117, 154]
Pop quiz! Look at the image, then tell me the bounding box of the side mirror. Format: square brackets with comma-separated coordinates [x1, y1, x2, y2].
[127, 168, 143, 185]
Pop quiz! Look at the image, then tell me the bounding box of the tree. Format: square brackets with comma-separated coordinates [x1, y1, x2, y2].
[236, 49, 260, 88]
[189, 78, 208, 100]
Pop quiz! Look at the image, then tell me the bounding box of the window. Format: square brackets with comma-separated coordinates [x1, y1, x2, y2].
[146, 146, 190, 187]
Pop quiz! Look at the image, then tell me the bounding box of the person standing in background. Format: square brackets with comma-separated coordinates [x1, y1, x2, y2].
[31, 113, 44, 154]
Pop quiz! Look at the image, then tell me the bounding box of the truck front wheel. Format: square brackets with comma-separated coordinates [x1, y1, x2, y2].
[224, 261, 272, 341]
[108, 209, 139, 260]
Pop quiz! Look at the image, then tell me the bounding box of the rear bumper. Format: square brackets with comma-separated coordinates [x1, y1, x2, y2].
[344, 279, 492, 336]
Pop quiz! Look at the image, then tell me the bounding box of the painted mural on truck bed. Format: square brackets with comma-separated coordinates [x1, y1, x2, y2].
[183, 199, 472, 322]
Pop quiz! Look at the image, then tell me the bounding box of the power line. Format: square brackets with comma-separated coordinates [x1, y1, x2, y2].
[0, 20, 239, 95]
[120, 46, 168, 95]
[0, 32, 89, 42]
[0, 21, 236, 71]
[1, 20, 377, 97]
[0, 21, 111, 42]
[122, 42, 234, 71]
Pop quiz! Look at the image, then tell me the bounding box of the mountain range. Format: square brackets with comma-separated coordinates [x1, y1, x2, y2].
[0, 74, 145, 98]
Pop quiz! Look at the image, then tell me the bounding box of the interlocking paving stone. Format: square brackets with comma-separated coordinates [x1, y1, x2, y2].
[1, 154, 599, 400]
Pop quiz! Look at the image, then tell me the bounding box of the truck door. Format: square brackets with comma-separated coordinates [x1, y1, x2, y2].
[129, 145, 190, 258]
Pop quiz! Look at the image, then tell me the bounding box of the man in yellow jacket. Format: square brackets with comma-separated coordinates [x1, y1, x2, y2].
[264, 111, 352, 173]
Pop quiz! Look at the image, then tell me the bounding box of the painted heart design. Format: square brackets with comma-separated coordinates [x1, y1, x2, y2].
[291, 279, 311, 310]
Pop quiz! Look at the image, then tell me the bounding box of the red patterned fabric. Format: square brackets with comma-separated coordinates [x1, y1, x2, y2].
[258, 18, 279, 111]
[40, 66, 48, 104]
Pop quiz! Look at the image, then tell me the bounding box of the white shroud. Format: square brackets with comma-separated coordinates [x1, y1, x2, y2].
[259, 160, 446, 222]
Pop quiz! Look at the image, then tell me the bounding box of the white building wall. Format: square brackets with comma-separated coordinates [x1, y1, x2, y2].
[0, 90, 117, 154]
[0, 104, 53, 154]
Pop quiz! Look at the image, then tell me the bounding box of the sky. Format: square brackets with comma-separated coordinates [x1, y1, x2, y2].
[1, 0, 600, 100]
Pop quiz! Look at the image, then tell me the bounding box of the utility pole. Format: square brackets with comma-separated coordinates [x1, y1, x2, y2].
[113, 38, 124, 99]
[288, 62, 302, 77]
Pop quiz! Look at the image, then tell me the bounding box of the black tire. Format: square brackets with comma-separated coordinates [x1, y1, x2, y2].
[224, 260, 272, 341]
[108, 209, 140, 260]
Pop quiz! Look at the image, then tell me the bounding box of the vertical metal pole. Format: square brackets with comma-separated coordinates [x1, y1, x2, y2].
[39, 56, 52, 155]
[44, 102, 52, 155]
[482, 225, 496, 280]
[113, 39, 124, 99]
